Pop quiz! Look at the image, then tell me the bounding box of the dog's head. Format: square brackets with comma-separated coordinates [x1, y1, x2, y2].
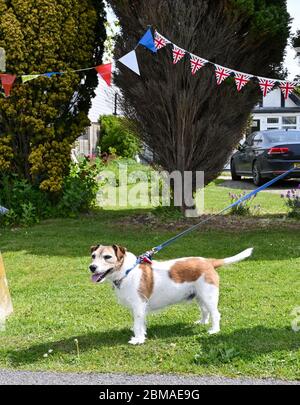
[89, 244, 127, 283]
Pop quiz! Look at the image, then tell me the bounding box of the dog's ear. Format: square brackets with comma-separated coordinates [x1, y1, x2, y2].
[112, 245, 127, 261]
[90, 245, 100, 254]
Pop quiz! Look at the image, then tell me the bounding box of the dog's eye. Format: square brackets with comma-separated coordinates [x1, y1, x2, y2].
[104, 255, 112, 260]
[92, 254, 96, 260]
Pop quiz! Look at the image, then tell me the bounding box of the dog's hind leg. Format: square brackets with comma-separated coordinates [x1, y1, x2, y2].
[195, 279, 221, 335]
[194, 297, 210, 325]
[129, 301, 147, 345]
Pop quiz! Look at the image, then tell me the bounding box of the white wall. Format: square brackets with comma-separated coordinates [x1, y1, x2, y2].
[263, 88, 282, 108]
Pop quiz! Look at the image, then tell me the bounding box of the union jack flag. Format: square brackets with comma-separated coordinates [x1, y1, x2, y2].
[154, 31, 170, 50]
[214, 65, 232, 85]
[190, 54, 206, 75]
[258, 78, 276, 97]
[279, 81, 296, 99]
[172, 45, 186, 64]
[234, 72, 251, 92]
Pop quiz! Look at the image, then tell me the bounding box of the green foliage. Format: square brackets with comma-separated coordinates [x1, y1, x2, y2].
[57, 159, 100, 217]
[99, 115, 141, 158]
[281, 186, 300, 219]
[0, 0, 106, 193]
[228, 192, 261, 216]
[0, 159, 99, 226]
[194, 344, 240, 365]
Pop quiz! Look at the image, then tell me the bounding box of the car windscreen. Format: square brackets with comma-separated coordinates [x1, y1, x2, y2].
[265, 132, 300, 144]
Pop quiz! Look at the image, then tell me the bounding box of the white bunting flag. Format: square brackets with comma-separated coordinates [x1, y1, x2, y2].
[118, 50, 140, 76]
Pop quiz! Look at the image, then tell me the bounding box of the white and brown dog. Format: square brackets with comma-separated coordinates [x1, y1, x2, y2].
[89, 245, 253, 345]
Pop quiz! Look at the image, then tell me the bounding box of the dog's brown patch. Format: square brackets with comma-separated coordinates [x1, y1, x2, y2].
[169, 259, 219, 287]
[112, 245, 127, 261]
[208, 259, 225, 269]
[138, 264, 154, 301]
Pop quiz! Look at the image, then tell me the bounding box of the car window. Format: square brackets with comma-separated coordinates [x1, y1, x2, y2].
[245, 133, 256, 146]
[253, 134, 263, 146]
[265, 132, 300, 143]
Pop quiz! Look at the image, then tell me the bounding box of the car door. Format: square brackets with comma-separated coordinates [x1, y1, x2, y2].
[249, 133, 264, 171]
[238, 134, 255, 173]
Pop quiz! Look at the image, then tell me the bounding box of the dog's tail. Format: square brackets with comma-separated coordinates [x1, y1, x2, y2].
[210, 248, 253, 269]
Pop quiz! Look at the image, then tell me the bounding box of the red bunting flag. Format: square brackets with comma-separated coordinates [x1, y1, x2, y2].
[258, 78, 276, 97]
[172, 45, 186, 64]
[234, 72, 251, 92]
[0, 74, 17, 97]
[279, 81, 296, 99]
[154, 31, 169, 50]
[190, 54, 206, 75]
[95, 63, 112, 87]
[214, 65, 232, 85]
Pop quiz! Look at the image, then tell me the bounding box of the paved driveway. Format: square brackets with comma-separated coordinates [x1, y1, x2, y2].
[0, 370, 299, 385]
[219, 177, 300, 194]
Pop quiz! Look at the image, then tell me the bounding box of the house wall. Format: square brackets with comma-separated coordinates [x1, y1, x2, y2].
[76, 123, 100, 156]
[252, 113, 300, 131]
[252, 88, 300, 132]
[263, 88, 282, 108]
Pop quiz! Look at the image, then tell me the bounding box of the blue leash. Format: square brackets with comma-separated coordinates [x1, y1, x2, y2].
[118, 167, 296, 285]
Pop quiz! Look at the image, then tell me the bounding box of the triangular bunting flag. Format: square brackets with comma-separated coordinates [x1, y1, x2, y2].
[279, 81, 296, 99]
[190, 54, 207, 75]
[154, 31, 170, 50]
[234, 72, 251, 92]
[214, 65, 232, 85]
[43, 72, 62, 78]
[173, 45, 186, 64]
[95, 63, 112, 86]
[118, 50, 140, 76]
[0, 74, 16, 97]
[22, 74, 40, 83]
[139, 28, 157, 53]
[258, 78, 276, 97]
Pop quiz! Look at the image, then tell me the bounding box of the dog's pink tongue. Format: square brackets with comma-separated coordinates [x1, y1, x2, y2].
[92, 274, 101, 283]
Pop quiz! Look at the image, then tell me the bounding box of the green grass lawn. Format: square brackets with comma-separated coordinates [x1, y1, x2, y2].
[0, 205, 299, 379]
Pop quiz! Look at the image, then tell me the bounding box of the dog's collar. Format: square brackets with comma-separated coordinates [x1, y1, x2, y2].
[113, 252, 154, 290]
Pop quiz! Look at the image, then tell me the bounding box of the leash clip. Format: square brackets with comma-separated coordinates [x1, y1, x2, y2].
[139, 250, 155, 265]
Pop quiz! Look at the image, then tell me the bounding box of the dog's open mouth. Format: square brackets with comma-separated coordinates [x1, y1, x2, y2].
[91, 268, 113, 284]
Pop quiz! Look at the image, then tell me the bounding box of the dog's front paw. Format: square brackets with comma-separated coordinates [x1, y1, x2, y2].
[195, 319, 210, 325]
[128, 336, 146, 345]
[208, 328, 220, 335]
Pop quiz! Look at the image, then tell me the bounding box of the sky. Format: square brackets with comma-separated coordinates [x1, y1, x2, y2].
[89, 0, 300, 121]
[285, 0, 300, 80]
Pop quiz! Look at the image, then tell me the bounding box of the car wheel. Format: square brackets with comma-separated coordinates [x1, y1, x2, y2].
[231, 160, 241, 181]
[252, 162, 264, 186]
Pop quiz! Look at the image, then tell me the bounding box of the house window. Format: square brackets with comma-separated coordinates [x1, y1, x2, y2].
[267, 127, 279, 130]
[282, 116, 297, 130]
[267, 118, 279, 124]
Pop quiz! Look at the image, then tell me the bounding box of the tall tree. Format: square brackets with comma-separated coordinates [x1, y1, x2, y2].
[109, 0, 291, 201]
[0, 0, 106, 192]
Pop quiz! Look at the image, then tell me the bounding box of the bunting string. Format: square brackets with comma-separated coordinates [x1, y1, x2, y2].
[153, 29, 300, 99]
[0, 27, 299, 99]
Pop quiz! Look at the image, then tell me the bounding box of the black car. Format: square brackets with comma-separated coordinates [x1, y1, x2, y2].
[231, 130, 300, 186]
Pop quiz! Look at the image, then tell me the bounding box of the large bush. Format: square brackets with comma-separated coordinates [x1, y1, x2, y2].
[0, 0, 106, 193]
[0, 159, 100, 227]
[99, 115, 141, 158]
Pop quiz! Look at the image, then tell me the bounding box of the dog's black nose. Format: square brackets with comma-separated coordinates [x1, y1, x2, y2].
[89, 265, 97, 273]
